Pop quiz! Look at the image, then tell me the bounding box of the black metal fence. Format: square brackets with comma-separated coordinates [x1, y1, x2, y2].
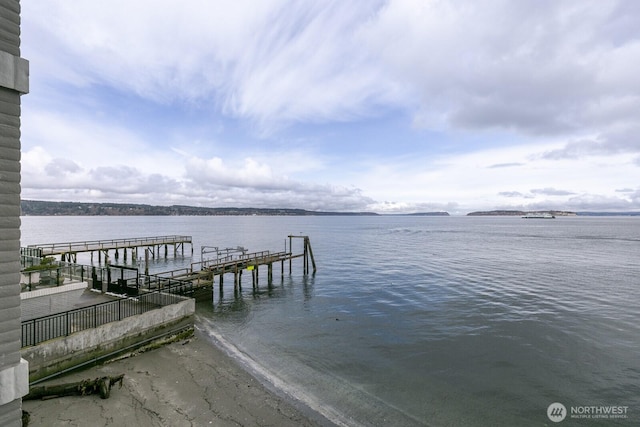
[20, 246, 43, 268]
[21, 259, 195, 298]
[21, 290, 189, 348]
[21, 263, 90, 292]
[141, 274, 197, 296]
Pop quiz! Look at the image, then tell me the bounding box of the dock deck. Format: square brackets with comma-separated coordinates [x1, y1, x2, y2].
[27, 235, 193, 263]
[154, 235, 315, 292]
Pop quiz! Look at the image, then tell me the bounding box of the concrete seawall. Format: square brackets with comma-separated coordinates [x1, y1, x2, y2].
[22, 295, 195, 383]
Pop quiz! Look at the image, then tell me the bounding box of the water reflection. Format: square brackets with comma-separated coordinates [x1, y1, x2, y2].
[202, 270, 316, 320]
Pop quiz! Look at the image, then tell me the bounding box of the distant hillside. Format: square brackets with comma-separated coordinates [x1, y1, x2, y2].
[20, 200, 380, 216]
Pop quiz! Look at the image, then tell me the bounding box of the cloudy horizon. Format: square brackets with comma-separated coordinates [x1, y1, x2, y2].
[20, 1, 640, 215]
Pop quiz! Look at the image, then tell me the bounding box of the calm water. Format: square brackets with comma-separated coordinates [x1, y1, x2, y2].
[21, 216, 640, 425]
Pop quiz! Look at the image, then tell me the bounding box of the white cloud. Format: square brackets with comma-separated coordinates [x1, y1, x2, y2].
[23, 0, 398, 126]
[44, 158, 82, 177]
[185, 157, 292, 190]
[23, 0, 640, 136]
[353, 140, 640, 212]
[361, 0, 640, 138]
[19, 1, 640, 213]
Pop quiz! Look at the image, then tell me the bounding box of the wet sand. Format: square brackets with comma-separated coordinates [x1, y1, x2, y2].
[22, 328, 333, 427]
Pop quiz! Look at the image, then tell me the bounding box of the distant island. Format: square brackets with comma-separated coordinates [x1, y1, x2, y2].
[20, 200, 449, 217]
[467, 210, 576, 216]
[467, 210, 640, 216]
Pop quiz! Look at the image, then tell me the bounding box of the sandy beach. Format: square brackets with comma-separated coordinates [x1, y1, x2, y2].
[22, 328, 333, 427]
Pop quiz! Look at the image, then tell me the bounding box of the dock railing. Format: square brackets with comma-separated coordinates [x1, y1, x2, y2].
[142, 274, 195, 296]
[194, 250, 290, 270]
[27, 235, 193, 255]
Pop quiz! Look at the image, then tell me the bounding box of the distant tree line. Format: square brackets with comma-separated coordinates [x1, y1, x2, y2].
[20, 200, 456, 216]
[20, 200, 379, 216]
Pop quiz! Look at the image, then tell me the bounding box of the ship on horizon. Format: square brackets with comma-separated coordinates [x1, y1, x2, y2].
[522, 212, 556, 219]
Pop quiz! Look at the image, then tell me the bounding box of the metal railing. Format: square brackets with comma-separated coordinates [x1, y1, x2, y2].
[21, 290, 188, 348]
[27, 235, 193, 254]
[20, 262, 89, 291]
[193, 250, 290, 270]
[20, 261, 139, 293]
[139, 274, 196, 296]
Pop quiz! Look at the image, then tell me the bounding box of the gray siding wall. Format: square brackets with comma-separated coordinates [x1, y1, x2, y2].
[0, 85, 21, 367]
[0, 1, 20, 56]
[0, 1, 25, 425]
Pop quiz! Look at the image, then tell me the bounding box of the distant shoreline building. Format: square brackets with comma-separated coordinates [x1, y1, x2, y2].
[0, 0, 29, 425]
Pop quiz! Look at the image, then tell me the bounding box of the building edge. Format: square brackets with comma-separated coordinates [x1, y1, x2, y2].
[0, 0, 29, 425]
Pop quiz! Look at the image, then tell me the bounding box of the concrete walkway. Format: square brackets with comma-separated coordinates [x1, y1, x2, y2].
[21, 284, 117, 321]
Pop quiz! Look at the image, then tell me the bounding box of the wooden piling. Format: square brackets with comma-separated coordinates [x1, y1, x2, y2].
[289, 236, 293, 274]
[305, 237, 316, 274]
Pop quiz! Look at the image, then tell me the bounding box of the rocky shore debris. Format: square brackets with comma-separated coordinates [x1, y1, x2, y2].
[25, 374, 125, 400]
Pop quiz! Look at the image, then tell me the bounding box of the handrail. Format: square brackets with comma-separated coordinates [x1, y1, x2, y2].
[20, 289, 188, 348]
[27, 235, 193, 252]
[197, 251, 291, 273]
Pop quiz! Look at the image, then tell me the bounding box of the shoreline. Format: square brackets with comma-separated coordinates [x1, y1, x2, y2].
[22, 327, 336, 427]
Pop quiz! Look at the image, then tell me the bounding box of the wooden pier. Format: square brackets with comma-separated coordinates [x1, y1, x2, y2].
[27, 235, 193, 264]
[155, 235, 316, 293]
[24, 235, 315, 298]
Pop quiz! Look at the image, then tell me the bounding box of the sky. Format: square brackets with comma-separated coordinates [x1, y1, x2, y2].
[19, 0, 640, 214]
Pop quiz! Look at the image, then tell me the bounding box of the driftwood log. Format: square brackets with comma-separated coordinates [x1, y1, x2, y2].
[25, 374, 125, 400]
